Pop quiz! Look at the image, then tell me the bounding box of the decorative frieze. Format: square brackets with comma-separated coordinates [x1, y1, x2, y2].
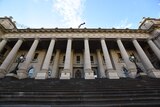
[2, 32, 150, 39]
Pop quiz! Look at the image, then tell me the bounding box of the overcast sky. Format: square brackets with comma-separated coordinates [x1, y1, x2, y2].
[0, 0, 160, 29]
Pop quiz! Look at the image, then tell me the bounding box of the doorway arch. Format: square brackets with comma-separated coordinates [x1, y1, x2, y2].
[75, 69, 82, 78]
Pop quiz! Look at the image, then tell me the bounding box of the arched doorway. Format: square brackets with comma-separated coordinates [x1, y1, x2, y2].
[75, 69, 82, 78]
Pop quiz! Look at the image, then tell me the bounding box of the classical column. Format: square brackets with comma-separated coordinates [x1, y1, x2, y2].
[117, 39, 137, 78]
[96, 49, 106, 78]
[0, 39, 23, 78]
[153, 39, 160, 49]
[132, 39, 160, 78]
[51, 50, 60, 78]
[0, 39, 7, 52]
[36, 39, 55, 79]
[147, 39, 160, 60]
[60, 38, 72, 79]
[101, 39, 119, 79]
[84, 38, 95, 79]
[17, 39, 39, 79]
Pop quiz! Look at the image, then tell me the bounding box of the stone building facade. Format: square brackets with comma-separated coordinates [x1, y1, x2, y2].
[0, 17, 160, 79]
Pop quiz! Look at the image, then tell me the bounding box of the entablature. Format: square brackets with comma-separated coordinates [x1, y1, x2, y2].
[2, 32, 150, 39]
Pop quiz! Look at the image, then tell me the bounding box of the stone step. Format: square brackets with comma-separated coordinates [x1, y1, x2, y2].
[1, 78, 160, 106]
[1, 97, 160, 106]
[0, 93, 160, 99]
[1, 89, 160, 95]
[1, 103, 160, 107]
[2, 87, 160, 92]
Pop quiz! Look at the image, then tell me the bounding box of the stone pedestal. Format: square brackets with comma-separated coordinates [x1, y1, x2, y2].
[127, 68, 137, 78]
[35, 69, 48, 79]
[6, 73, 19, 78]
[84, 69, 95, 79]
[17, 69, 28, 79]
[106, 70, 119, 79]
[0, 69, 6, 78]
[35, 72, 48, 79]
[60, 70, 71, 79]
[147, 69, 160, 78]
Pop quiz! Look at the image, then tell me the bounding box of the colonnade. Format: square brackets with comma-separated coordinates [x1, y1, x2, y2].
[0, 38, 159, 79]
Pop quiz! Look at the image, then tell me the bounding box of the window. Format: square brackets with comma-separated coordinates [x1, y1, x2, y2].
[76, 56, 80, 63]
[32, 53, 39, 62]
[117, 53, 123, 62]
[90, 56, 94, 63]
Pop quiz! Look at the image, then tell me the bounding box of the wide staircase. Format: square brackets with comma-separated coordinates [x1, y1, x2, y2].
[1, 76, 160, 107]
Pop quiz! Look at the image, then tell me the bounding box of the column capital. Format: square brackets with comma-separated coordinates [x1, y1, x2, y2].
[84, 38, 89, 40]
[35, 38, 40, 40]
[131, 38, 137, 41]
[100, 38, 105, 40]
[147, 38, 152, 41]
[68, 38, 73, 40]
[117, 38, 121, 40]
[19, 38, 25, 41]
[51, 38, 56, 40]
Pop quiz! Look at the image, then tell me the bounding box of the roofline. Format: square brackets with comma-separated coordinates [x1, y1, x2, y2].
[4, 27, 150, 33]
[0, 17, 17, 29]
[139, 17, 160, 29]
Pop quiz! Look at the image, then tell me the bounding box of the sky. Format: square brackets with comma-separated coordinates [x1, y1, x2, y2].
[0, 0, 160, 29]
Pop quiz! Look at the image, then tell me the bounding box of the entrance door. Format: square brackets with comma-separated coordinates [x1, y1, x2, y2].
[75, 69, 82, 78]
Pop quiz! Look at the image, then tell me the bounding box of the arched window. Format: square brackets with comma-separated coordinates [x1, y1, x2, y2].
[28, 67, 35, 78]
[75, 70, 81, 78]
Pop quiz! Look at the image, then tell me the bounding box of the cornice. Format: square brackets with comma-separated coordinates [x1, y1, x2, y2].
[139, 17, 160, 29]
[4, 28, 149, 34]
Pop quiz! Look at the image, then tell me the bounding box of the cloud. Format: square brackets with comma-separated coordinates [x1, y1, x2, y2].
[53, 0, 85, 28]
[115, 19, 132, 29]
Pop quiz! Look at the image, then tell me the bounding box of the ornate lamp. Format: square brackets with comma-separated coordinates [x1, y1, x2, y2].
[10, 54, 25, 74]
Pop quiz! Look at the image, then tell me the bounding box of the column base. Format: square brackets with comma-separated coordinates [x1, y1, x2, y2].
[60, 72, 71, 79]
[147, 69, 160, 78]
[6, 73, 19, 78]
[106, 70, 119, 79]
[60, 69, 71, 79]
[128, 68, 137, 78]
[35, 72, 48, 79]
[85, 72, 95, 79]
[17, 69, 28, 79]
[84, 69, 95, 79]
[35, 69, 48, 79]
[0, 69, 6, 78]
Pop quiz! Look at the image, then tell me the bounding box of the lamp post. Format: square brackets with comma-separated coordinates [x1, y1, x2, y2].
[78, 22, 85, 28]
[10, 54, 25, 74]
[129, 53, 142, 78]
